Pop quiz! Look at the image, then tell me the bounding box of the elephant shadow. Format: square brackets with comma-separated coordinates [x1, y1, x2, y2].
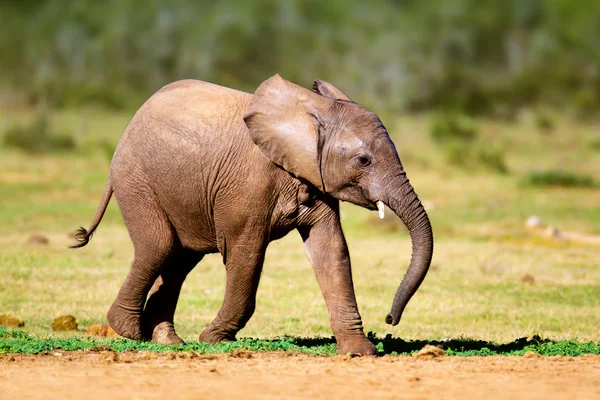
[272, 334, 551, 355]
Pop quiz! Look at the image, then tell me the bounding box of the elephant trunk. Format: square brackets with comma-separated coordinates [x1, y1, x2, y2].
[383, 174, 433, 326]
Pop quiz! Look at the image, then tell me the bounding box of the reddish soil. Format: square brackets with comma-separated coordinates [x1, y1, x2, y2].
[1, 352, 599, 399]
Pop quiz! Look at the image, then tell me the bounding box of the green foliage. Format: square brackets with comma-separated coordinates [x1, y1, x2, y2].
[1, 328, 598, 357]
[0, 0, 402, 112]
[399, 0, 600, 116]
[587, 138, 600, 151]
[370, 333, 600, 357]
[3, 110, 76, 153]
[35, 82, 138, 111]
[95, 139, 117, 162]
[0, 1, 599, 115]
[535, 109, 557, 132]
[430, 113, 478, 144]
[523, 169, 596, 188]
[430, 113, 508, 174]
[443, 141, 471, 167]
[473, 144, 509, 174]
[0, 328, 330, 355]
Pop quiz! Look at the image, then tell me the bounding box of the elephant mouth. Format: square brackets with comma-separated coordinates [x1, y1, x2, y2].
[364, 200, 385, 216]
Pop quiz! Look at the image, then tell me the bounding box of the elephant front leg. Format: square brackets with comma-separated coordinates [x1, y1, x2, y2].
[299, 217, 377, 356]
[199, 239, 266, 343]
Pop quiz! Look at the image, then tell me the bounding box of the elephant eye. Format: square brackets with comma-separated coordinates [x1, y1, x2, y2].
[356, 155, 372, 167]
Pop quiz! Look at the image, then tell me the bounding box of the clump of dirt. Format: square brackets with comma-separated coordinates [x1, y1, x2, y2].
[544, 227, 562, 239]
[176, 352, 199, 360]
[413, 345, 446, 359]
[100, 350, 118, 364]
[86, 324, 105, 336]
[86, 324, 119, 337]
[332, 354, 353, 362]
[231, 349, 253, 359]
[523, 351, 541, 358]
[0, 314, 25, 327]
[521, 273, 535, 284]
[52, 315, 78, 332]
[140, 351, 158, 361]
[26, 234, 49, 245]
[197, 353, 218, 360]
[90, 345, 111, 352]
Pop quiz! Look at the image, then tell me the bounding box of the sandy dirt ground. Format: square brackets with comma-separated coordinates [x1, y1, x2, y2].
[1, 352, 599, 400]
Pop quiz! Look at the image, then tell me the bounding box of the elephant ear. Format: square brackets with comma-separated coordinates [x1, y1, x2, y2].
[244, 74, 332, 191]
[312, 79, 352, 101]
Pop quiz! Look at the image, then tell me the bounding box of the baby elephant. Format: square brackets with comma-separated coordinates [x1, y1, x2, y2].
[72, 75, 433, 356]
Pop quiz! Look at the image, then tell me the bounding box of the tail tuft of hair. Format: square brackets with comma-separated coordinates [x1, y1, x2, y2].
[69, 227, 92, 248]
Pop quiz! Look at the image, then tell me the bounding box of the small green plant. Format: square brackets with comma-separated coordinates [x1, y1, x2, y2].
[443, 143, 508, 174]
[473, 144, 508, 174]
[535, 109, 556, 132]
[429, 113, 478, 144]
[523, 169, 596, 188]
[430, 114, 508, 174]
[587, 138, 600, 151]
[443, 141, 471, 167]
[99, 139, 116, 162]
[573, 88, 600, 121]
[3, 111, 76, 153]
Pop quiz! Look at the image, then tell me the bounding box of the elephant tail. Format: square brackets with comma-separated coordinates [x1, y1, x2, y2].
[70, 179, 113, 249]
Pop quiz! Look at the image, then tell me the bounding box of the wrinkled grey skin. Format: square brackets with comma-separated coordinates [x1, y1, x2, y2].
[72, 75, 433, 356]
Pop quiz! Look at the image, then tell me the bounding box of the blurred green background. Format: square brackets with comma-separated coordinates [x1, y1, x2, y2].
[2, 0, 600, 116]
[1, 0, 599, 341]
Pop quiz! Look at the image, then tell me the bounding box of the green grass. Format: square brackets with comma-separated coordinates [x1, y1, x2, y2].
[522, 169, 596, 188]
[1, 328, 598, 357]
[1, 108, 599, 355]
[3, 110, 76, 154]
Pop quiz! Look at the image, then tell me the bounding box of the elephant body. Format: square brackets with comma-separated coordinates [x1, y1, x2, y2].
[114, 80, 307, 252]
[73, 76, 433, 356]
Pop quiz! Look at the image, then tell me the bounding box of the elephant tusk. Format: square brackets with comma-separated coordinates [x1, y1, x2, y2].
[377, 201, 385, 219]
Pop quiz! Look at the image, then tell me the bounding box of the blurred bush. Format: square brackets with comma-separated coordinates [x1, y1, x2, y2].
[0, 0, 599, 116]
[522, 169, 596, 188]
[430, 113, 478, 143]
[472, 144, 508, 174]
[534, 109, 557, 133]
[588, 138, 600, 151]
[98, 139, 117, 162]
[430, 113, 508, 173]
[3, 109, 76, 153]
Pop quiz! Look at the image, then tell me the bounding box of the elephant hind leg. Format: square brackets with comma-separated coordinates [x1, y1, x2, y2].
[142, 251, 203, 345]
[107, 191, 176, 341]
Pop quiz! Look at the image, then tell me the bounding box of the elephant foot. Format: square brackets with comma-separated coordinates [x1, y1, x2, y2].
[335, 335, 377, 356]
[198, 327, 236, 343]
[145, 321, 185, 345]
[107, 302, 143, 340]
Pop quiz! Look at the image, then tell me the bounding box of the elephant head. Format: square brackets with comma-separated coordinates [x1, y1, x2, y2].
[244, 74, 433, 326]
